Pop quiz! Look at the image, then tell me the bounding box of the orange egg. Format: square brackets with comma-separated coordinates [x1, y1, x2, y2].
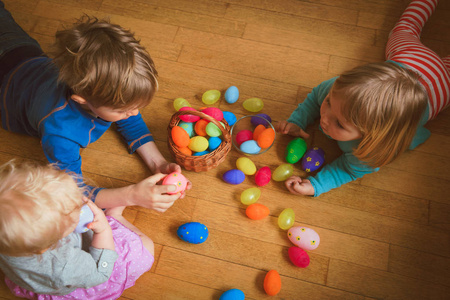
[172, 126, 190, 147]
[177, 146, 192, 156]
[257, 128, 275, 148]
[194, 119, 209, 136]
[264, 270, 281, 296]
[245, 203, 270, 220]
[253, 124, 266, 141]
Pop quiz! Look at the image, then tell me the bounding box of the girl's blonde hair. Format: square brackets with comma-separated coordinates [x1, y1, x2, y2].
[333, 62, 428, 167]
[0, 160, 85, 256]
[50, 15, 158, 109]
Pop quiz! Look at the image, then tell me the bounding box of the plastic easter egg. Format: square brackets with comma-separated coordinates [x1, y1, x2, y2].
[224, 86, 239, 104]
[194, 119, 208, 136]
[252, 124, 266, 141]
[239, 140, 261, 154]
[177, 146, 192, 156]
[236, 157, 256, 175]
[255, 166, 271, 186]
[188, 136, 209, 152]
[243, 97, 264, 112]
[201, 107, 224, 121]
[285, 138, 307, 164]
[272, 164, 294, 181]
[223, 111, 237, 126]
[177, 222, 208, 244]
[251, 113, 272, 126]
[278, 208, 295, 230]
[223, 169, 245, 185]
[178, 121, 195, 137]
[264, 270, 281, 296]
[220, 288, 245, 300]
[301, 147, 325, 172]
[205, 122, 223, 137]
[246, 203, 270, 220]
[257, 128, 275, 149]
[171, 126, 190, 148]
[235, 130, 253, 146]
[240, 187, 261, 205]
[193, 150, 209, 156]
[208, 136, 222, 151]
[179, 107, 201, 122]
[162, 172, 188, 194]
[288, 246, 310, 268]
[75, 204, 94, 233]
[288, 226, 320, 250]
[173, 97, 191, 111]
[202, 89, 221, 105]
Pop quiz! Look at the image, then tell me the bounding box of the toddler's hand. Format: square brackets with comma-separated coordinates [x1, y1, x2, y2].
[131, 173, 183, 212]
[85, 198, 111, 234]
[275, 121, 310, 139]
[285, 176, 315, 196]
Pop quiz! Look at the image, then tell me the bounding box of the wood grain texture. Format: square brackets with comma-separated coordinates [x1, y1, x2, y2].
[1, 0, 449, 299]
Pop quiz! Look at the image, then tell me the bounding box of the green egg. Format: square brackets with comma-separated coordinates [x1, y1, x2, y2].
[202, 90, 221, 105]
[285, 138, 307, 163]
[205, 122, 224, 137]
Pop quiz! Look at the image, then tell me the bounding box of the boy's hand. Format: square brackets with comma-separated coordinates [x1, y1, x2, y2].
[275, 121, 310, 139]
[85, 198, 110, 234]
[285, 176, 315, 196]
[131, 173, 183, 212]
[156, 162, 192, 196]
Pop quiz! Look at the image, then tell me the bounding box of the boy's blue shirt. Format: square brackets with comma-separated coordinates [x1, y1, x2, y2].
[287, 75, 430, 197]
[1, 57, 154, 199]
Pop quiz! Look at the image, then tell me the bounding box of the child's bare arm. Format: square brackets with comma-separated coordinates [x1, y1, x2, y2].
[85, 200, 115, 251]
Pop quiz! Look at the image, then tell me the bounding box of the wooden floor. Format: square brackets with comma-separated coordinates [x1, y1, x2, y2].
[1, 0, 450, 299]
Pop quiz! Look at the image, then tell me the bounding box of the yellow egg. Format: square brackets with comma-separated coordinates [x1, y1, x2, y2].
[188, 136, 209, 152]
[236, 157, 256, 175]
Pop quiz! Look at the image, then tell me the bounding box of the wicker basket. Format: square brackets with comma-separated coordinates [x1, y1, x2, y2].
[167, 110, 232, 172]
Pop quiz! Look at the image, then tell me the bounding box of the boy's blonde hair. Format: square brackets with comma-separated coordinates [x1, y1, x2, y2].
[0, 160, 84, 256]
[51, 16, 158, 109]
[333, 62, 428, 167]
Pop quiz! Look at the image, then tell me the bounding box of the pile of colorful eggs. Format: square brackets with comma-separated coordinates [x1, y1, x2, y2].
[171, 105, 237, 157]
[231, 114, 276, 155]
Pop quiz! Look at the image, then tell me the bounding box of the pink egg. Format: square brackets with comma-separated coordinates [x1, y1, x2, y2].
[288, 246, 310, 268]
[255, 166, 271, 186]
[201, 107, 223, 121]
[162, 172, 188, 194]
[235, 130, 253, 146]
[287, 226, 320, 250]
[179, 107, 200, 122]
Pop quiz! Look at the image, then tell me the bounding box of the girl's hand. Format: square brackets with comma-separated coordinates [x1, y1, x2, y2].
[285, 176, 315, 196]
[85, 198, 110, 234]
[275, 121, 310, 139]
[130, 173, 183, 212]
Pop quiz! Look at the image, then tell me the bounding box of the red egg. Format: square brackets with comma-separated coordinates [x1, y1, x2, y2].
[264, 270, 281, 296]
[201, 107, 223, 121]
[171, 126, 190, 148]
[288, 246, 310, 268]
[245, 203, 270, 220]
[235, 130, 253, 146]
[255, 166, 271, 186]
[179, 107, 200, 122]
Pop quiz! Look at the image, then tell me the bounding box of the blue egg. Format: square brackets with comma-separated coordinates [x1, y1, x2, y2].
[225, 86, 239, 104]
[223, 169, 245, 185]
[240, 140, 261, 154]
[193, 150, 209, 156]
[75, 204, 94, 233]
[220, 289, 245, 300]
[250, 113, 272, 127]
[208, 136, 222, 151]
[177, 222, 209, 244]
[178, 121, 195, 137]
[223, 111, 237, 126]
[301, 147, 325, 172]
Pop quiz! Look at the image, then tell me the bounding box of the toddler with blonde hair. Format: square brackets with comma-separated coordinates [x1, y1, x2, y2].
[276, 0, 449, 196]
[0, 2, 189, 212]
[0, 160, 154, 299]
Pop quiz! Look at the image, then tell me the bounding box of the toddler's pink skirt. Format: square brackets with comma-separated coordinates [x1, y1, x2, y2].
[5, 216, 154, 300]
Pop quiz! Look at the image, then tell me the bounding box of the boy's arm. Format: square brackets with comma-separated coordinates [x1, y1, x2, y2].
[308, 153, 379, 197]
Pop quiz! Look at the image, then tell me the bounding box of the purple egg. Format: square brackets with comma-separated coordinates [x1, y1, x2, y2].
[301, 147, 325, 172]
[250, 114, 272, 127]
[223, 169, 245, 185]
